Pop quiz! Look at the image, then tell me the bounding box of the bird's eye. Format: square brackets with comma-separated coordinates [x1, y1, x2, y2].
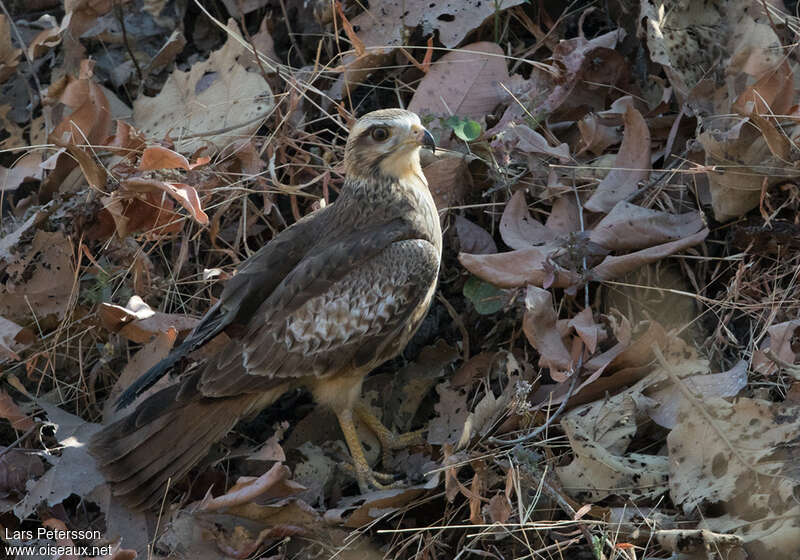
[371, 126, 390, 142]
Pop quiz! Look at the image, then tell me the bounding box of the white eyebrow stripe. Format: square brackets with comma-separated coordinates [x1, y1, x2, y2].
[352, 116, 415, 137]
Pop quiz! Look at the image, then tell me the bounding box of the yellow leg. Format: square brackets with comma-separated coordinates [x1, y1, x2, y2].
[335, 408, 398, 493]
[353, 402, 426, 465]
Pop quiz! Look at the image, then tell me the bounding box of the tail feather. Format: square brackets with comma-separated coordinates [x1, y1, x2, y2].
[89, 380, 258, 510]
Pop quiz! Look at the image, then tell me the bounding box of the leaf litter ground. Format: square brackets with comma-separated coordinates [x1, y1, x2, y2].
[1, 1, 800, 559]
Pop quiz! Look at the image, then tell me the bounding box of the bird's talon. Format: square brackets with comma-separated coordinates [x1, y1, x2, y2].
[357, 468, 404, 493]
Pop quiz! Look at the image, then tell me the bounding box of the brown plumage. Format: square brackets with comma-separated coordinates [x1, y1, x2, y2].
[89, 109, 441, 510]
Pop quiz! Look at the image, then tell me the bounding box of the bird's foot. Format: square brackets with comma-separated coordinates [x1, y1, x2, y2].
[353, 402, 427, 465]
[337, 407, 415, 494]
[341, 461, 401, 492]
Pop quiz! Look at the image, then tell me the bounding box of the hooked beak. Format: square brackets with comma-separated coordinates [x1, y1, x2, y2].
[412, 125, 436, 154]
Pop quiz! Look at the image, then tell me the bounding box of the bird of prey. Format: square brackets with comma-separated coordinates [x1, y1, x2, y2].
[89, 109, 441, 510]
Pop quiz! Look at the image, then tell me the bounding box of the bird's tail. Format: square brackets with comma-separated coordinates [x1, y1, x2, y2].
[89, 378, 258, 510]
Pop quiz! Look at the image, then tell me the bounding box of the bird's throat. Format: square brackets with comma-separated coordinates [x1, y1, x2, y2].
[376, 147, 424, 184]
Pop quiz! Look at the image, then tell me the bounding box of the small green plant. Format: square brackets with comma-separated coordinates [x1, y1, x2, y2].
[463, 275, 506, 315]
[444, 115, 482, 142]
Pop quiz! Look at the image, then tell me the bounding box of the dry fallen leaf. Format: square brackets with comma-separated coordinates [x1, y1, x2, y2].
[0, 389, 35, 431]
[752, 319, 800, 377]
[522, 286, 573, 379]
[454, 215, 497, 255]
[466, 193, 707, 290]
[0, 229, 75, 324]
[500, 190, 556, 250]
[422, 154, 473, 209]
[557, 395, 669, 502]
[427, 382, 470, 446]
[0, 316, 35, 363]
[506, 123, 572, 162]
[98, 295, 199, 343]
[0, 15, 21, 84]
[587, 228, 708, 282]
[15, 401, 105, 519]
[324, 473, 439, 528]
[669, 397, 800, 559]
[584, 105, 651, 213]
[459, 246, 580, 289]
[349, 0, 525, 53]
[589, 201, 705, 251]
[133, 19, 273, 152]
[409, 42, 510, 122]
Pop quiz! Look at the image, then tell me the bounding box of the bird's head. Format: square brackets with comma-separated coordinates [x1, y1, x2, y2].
[343, 109, 436, 182]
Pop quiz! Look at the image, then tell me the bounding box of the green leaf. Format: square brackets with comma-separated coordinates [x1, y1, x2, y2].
[444, 116, 482, 142]
[463, 276, 506, 315]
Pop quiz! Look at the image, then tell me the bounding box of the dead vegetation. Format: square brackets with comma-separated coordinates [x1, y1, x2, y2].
[1, 0, 800, 558]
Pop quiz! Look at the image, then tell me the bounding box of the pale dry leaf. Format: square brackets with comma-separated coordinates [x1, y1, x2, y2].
[451, 351, 494, 388]
[138, 145, 192, 171]
[292, 441, 337, 508]
[544, 195, 580, 235]
[220, 0, 269, 17]
[148, 30, 188, 73]
[0, 389, 35, 431]
[557, 395, 669, 502]
[427, 382, 470, 446]
[0, 229, 75, 324]
[409, 42, 509, 121]
[700, 120, 800, 222]
[584, 105, 651, 213]
[641, 0, 782, 100]
[0, 15, 21, 84]
[459, 246, 580, 289]
[0, 105, 25, 151]
[668, 397, 800, 513]
[422, 155, 473, 209]
[155, 510, 236, 560]
[522, 286, 572, 380]
[27, 17, 61, 60]
[698, 508, 800, 560]
[350, 0, 525, 52]
[98, 295, 199, 343]
[15, 401, 105, 518]
[588, 228, 708, 282]
[752, 319, 800, 377]
[0, 152, 45, 192]
[249, 423, 288, 463]
[48, 60, 112, 147]
[199, 463, 291, 511]
[654, 529, 743, 556]
[568, 307, 600, 354]
[539, 28, 626, 115]
[454, 215, 497, 255]
[639, 360, 747, 429]
[457, 370, 520, 449]
[86, 483, 152, 555]
[325, 471, 440, 528]
[133, 19, 273, 152]
[508, 124, 571, 162]
[0, 315, 35, 363]
[732, 60, 794, 116]
[105, 177, 210, 236]
[499, 190, 555, 250]
[577, 113, 621, 155]
[589, 201, 705, 252]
